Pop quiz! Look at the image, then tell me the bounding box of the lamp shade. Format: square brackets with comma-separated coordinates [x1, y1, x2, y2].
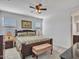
[5, 32, 12, 36]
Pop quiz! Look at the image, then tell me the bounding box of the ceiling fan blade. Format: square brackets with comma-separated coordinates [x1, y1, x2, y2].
[29, 6, 35, 9]
[40, 8, 47, 10]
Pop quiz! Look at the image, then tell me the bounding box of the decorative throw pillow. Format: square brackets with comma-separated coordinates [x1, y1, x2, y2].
[28, 32, 36, 36]
[18, 32, 28, 36]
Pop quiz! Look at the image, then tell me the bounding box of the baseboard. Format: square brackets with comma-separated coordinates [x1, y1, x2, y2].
[53, 44, 67, 49]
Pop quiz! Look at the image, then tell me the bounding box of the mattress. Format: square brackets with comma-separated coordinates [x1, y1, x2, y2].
[16, 36, 50, 52]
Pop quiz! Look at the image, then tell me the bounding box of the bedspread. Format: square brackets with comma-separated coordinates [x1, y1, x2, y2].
[16, 36, 50, 52]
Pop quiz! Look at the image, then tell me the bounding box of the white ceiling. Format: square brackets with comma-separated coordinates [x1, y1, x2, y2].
[0, 0, 79, 18]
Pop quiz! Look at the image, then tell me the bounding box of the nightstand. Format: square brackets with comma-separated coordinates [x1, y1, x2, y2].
[4, 35, 15, 49]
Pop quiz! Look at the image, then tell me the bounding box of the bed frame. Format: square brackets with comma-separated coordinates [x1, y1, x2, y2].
[15, 30, 53, 59]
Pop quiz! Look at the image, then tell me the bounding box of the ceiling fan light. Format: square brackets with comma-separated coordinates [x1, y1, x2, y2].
[38, 10, 41, 13]
[36, 10, 38, 12]
[35, 9, 42, 14]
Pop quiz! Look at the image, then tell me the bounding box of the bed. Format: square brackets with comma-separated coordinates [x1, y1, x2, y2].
[15, 30, 53, 59]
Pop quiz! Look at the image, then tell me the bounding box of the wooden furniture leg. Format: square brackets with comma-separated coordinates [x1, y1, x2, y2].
[32, 52, 35, 57]
[22, 54, 25, 59]
[51, 49, 53, 55]
[36, 55, 38, 59]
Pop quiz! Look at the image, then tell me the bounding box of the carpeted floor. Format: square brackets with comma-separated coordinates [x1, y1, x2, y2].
[4, 48, 61, 59]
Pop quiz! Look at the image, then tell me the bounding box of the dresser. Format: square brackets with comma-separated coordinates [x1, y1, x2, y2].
[0, 35, 3, 59]
[73, 35, 79, 44]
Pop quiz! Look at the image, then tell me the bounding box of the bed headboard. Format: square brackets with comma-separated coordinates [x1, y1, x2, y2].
[15, 30, 36, 36]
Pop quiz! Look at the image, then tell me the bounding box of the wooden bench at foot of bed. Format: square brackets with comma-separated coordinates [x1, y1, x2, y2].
[32, 43, 52, 59]
[21, 39, 53, 59]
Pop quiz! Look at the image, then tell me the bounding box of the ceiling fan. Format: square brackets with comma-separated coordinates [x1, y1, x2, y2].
[29, 3, 47, 14]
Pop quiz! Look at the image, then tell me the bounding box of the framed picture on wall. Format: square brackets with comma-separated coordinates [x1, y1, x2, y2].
[21, 20, 32, 29]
